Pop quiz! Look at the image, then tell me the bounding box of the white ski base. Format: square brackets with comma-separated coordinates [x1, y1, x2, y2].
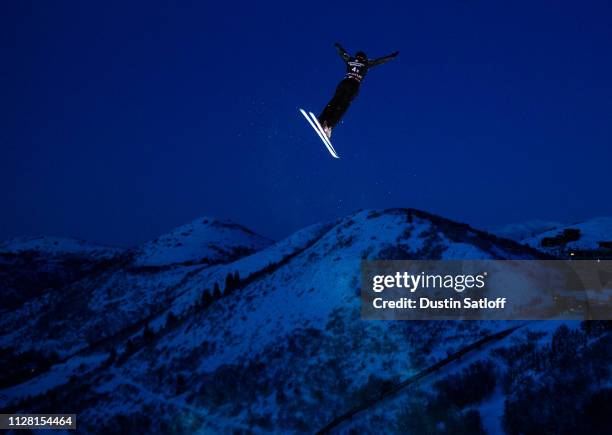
[299, 108, 339, 159]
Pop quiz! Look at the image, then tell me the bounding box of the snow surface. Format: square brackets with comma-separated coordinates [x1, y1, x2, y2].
[0, 353, 107, 402]
[132, 217, 272, 267]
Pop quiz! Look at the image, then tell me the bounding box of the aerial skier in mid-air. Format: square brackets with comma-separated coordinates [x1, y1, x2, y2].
[300, 42, 399, 158]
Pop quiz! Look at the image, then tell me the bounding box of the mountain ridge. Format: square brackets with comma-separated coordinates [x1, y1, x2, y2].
[1, 208, 609, 433]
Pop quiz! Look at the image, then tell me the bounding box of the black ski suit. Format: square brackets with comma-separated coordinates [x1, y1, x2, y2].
[318, 44, 398, 130]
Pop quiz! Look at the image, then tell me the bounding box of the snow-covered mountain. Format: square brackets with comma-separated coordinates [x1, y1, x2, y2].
[0, 217, 272, 360]
[488, 220, 563, 241]
[132, 217, 273, 268]
[0, 236, 123, 259]
[0, 236, 126, 312]
[522, 217, 612, 252]
[1, 209, 609, 434]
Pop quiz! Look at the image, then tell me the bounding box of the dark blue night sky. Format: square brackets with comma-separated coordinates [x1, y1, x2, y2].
[3, 0, 612, 246]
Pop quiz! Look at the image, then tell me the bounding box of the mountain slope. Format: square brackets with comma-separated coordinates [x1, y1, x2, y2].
[0, 209, 608, 434]
[523, 217, 612, 252]
[488, 220, 563, 241]
[132, 217, 273, 268]
[0, 236, 125, 312]
[0, 217, 322, 393]
[0, 217, 273, 378]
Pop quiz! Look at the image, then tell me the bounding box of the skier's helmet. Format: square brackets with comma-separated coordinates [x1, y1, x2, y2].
[355, 51, 367, 61]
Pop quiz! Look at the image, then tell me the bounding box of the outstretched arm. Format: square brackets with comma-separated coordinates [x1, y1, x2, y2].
[334, 42, 351, 63]
[369, 51, 399, 67]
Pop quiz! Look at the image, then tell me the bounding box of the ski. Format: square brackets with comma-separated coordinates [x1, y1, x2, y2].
[299, 108, 340, 159]
[308, 111, 340, 158]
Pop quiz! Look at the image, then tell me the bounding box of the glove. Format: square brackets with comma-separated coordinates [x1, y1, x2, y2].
[391, 51, 399, 57]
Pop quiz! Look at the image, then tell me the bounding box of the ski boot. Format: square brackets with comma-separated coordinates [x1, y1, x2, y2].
[322, 123, 332, 139]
